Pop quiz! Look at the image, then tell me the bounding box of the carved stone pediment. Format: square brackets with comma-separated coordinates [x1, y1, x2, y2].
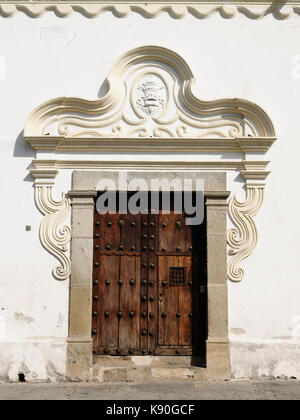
[25, 45, 275, 149]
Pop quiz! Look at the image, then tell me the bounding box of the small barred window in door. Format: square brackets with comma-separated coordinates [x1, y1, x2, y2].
[169, 267, 186, 286]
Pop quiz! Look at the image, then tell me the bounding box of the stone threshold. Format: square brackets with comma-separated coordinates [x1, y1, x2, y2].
[92, 356, 206, 382]
[93, 355, 204, 368]
[93, 366, 207, 383]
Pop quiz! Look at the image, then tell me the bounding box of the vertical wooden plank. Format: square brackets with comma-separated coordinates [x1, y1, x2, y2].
[119, 214, 136, 252]
[119, 255, 140, 351]
[99, 213, 120, 252]
[98, 255, 119, 349]
[118, 255, 131, 350]
[158, 255, 167, 346]
[166, 256, 179, 346]
[134, 255, 141, 350]
[159, 212, 177, 253]
[178, 256, 192, 346]
[174, 212, 185, 254]
[140, 213, 149, 353]
[135, 213, 141, 253]
[181, 213, 192, 253]
[92, 228, 100, 352]
[148, 212, 158, 352]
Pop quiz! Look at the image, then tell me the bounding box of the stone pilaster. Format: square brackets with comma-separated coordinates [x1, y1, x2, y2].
[205, 191, 231, 380]
[66, 190, 97, 381]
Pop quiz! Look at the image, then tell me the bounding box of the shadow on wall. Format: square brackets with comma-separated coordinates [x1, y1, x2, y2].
[234, 172, 246, 189]
[13, 130, 35, 183]
[13, 130, 35, 158]
[97, 79, 109, 99]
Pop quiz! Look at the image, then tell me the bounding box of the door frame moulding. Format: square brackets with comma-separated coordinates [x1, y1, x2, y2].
[1, 1, 300, 20]
[25, 45, 276, 286]
[26, 137, 275, 153]
[31, 159, 270, 172]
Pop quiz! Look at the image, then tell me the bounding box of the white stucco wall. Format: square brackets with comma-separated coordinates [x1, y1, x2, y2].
[0, 11, 300, 381]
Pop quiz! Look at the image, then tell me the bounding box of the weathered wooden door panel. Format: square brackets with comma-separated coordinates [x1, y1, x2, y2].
[94, 254, 119, 349]
[92, 193, 206, 357]
[157, 255, 193, 348]
[119, 255, 141, 351]
[93, 210, 143, 355]
[158, 212, 192, 253]
[97, 213, 141, 252]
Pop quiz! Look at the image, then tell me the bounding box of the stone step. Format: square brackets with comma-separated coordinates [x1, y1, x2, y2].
[92, 365, 207, 382]
[93, 355, 204, 368]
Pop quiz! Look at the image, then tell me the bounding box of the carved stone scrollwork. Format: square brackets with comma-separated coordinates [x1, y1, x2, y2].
[227, 184, 264, 282]
[34, 184, 71, 281]
[24, 47, 275, 283]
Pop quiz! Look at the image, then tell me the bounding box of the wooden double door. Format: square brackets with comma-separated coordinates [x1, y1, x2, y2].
[92, 194, 207, 357]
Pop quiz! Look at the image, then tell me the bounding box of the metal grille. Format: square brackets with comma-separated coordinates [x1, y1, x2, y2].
[169, 267, 186, 286]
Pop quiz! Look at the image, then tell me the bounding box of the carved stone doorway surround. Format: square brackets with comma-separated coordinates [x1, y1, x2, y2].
[66, 170, 230, 381]
[24, 46, 276, 381]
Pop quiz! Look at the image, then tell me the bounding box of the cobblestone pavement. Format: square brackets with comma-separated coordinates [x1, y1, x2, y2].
[0, 380, 300, 400]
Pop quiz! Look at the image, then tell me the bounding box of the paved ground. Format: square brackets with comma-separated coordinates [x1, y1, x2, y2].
[0, 380, 299, 400]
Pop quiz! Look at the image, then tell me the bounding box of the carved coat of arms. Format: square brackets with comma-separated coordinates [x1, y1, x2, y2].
[135, 74, 167, 117]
